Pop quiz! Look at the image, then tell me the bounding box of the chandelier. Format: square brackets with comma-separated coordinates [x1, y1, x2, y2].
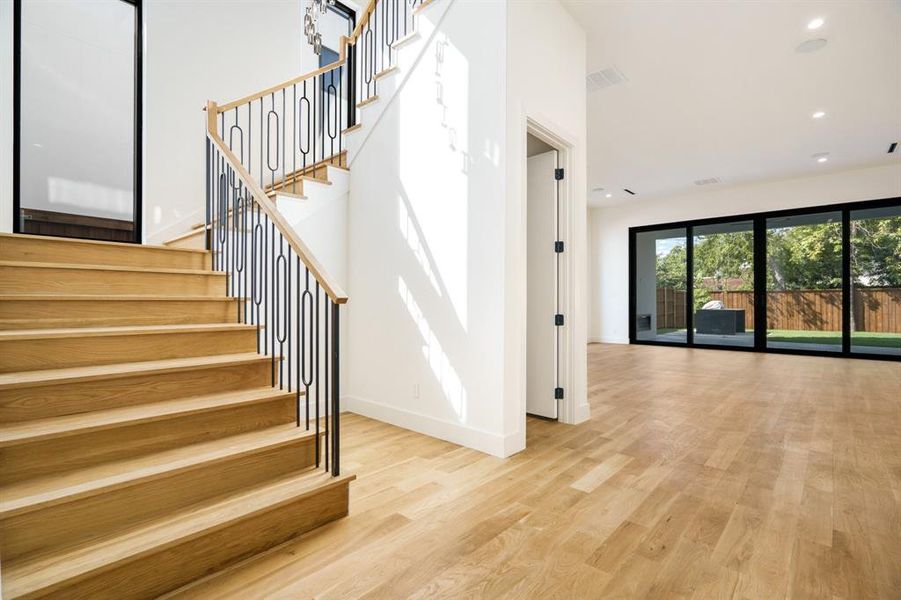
[305, 0, 336, 56]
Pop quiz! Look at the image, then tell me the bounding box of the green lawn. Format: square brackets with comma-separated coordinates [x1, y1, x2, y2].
[767, 330, 901, 348]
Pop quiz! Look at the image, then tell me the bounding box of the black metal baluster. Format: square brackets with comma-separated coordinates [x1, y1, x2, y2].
[331, 300, 340, 476]
[315, 281, 320, 468]
[270, 220, 276, 386]
[276, 235, 287, 389]
[292, 84, 297, 195]
[246, 102, 252, 187]
[205, 140, 211, 251]
[302, 268, 312, 429]
[281, 88, 286, 192]
[287, 245, 292, 393]
[296, 256, 302, 426]
[259, 99, 264, 188]
[263, 213, 269, 380]
[301, 81, 310, 173]
[253, 204, 263, 352]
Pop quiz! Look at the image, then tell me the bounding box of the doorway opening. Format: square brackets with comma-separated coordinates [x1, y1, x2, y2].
[525, 133, 562, 420]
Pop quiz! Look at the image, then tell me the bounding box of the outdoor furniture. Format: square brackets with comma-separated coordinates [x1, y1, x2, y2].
[695, 308, 746, 335]
[636, 314, 651, 331]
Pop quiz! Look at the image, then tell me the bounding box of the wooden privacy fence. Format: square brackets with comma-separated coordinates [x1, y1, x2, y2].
[656, 287, 686, 329]
[656, 287, 901, 333]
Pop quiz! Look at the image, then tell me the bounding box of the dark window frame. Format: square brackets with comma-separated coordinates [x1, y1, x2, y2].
[628, 195, 901, 362]
[316, 0, 356, 128]
[12, 0, 143, 243]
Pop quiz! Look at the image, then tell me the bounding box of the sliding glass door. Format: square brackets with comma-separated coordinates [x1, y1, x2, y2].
[692, 221, 755, 347]
[634, 228, 688, 343]
[849, 205, 901, 356]
[765, 211, 843, 352]
[629, 197, 899, 361]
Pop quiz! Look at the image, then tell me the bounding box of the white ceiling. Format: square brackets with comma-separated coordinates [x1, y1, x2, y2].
[560, 0, 901, 207]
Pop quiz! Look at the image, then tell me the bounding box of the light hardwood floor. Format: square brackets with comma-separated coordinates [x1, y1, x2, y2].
[170, 344, 901, 599]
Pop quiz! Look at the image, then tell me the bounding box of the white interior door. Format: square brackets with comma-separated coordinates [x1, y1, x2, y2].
[526, 149, 559, 419]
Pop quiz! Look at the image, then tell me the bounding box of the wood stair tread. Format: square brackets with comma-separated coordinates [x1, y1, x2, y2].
[0, 294, 239, 302]
[299, 175, 333, 186]
[0, 260, 223, 277]
[374, 64, 398, 80]
[0, 322, 258, 341]
[391, 30, 419, 48]
[2, 470, 354, 600]
[0, 352, 273, 390]
[0, 387, 298, 448]
[0, 424, 318, 518]
[0, 232, 209, 256]
[357, 95, 379, 108]
[0, 322, 257, 341]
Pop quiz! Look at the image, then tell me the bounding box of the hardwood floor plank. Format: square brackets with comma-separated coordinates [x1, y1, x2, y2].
[164, 344, 901, 599]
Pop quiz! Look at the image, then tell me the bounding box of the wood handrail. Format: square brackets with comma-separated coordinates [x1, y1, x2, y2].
[349, 0, 378, 41]
[217, 0, 378, 113]
[206, 101, 348, 304]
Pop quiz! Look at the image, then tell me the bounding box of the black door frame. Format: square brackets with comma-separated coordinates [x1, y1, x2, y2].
[12, 0, 143, 243]
[628, 195, 901, 362]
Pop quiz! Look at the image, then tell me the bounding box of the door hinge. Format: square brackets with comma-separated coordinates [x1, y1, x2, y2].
[554, 314, 564, 326]
[554, 168, 564, 180]
[554, 240, 564, 253]
[554, 387, 564, 400]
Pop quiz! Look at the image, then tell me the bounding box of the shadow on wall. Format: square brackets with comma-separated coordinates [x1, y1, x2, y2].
[350, 14, 508, 430]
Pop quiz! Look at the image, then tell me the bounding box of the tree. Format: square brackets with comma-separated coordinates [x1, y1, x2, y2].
[655, 244, 687, 290]
[851, 216, 901, 287]
[767, 223, 843, 290]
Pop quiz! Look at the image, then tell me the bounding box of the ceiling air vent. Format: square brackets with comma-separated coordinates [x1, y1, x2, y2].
[694, 177, 721, 186]
[889, 142, 898, 154]
[586, 66, 628, 92]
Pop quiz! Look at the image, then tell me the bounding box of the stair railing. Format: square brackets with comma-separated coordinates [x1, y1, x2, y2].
[205, 0, 432, 477]
[206, 108, 346, 477]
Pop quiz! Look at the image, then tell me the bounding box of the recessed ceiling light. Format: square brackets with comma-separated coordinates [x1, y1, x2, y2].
[812, 152, 830, 163]
[807, 18, 825, 30]
[605, 193, 612, 198]
[817, 156, 828, 163]
[796, 38, 827, 53]
[811, 111, 826, 119]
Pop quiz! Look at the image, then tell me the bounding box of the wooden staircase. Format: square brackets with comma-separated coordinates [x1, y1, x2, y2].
[0, 233, 353, 599]
[164, 152, 348, 250]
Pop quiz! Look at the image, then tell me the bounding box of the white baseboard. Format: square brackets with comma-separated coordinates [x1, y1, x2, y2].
[600, 337, 629, 345]
[342, 394, 518, 458]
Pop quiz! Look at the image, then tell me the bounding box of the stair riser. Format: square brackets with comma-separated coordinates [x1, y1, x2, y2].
[0, 329, 258, 373]
[0, 395, 296, 485]
[0, 266, 225, 296]
[0, 360, 275, 422]
[0, 436, 319, 561]
[0, 298, 239, 330]
[14, 481, 349, 600]
[0, 236, 211, 270]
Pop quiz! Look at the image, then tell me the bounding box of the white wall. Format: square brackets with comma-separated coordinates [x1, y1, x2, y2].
[143, 0, 303, 242]
[0, 0, 14, 233]
[345, 0, 587, 458]
[589, 163, 901, 343]
[506, 0, 589, 435]
[345, 0, 513, 456]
